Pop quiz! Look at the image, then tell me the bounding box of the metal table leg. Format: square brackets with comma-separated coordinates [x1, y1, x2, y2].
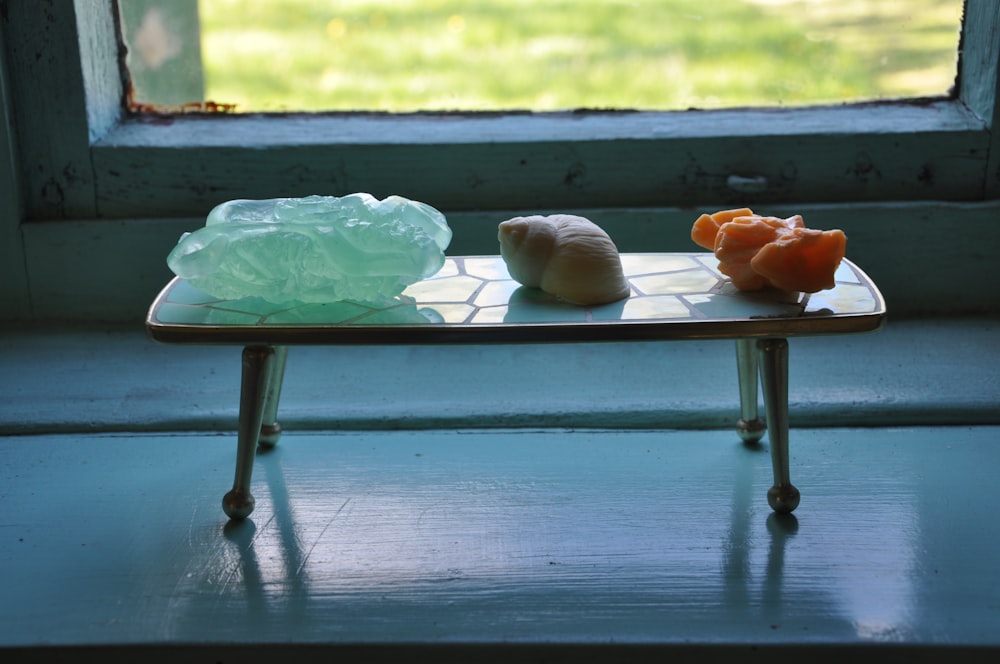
[222, 345, 277, 520]
[757, 337, 800, 514]
[258, 345, 288, 449]
[735, 338, 767, 444]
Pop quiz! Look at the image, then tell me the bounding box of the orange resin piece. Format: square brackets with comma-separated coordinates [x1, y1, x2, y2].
[691, 208, 846, 293]
[691, 207, 754, 251]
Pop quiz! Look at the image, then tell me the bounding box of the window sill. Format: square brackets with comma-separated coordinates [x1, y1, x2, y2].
[1, 317, 998, 657]
[2, 316, 997, 435]
[100, 100, 983, 147]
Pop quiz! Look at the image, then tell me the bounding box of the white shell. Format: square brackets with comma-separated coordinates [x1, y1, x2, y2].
[497, 214, 630, 305]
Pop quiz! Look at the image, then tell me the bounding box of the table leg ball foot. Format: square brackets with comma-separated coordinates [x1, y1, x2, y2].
[767, 484, 800, 514]
[259, 423, 282, 448]
[223, 489, 255, 520]
[737, 418, 767, 444]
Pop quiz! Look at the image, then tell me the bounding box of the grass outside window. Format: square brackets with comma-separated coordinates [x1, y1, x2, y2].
[130, 0, 965, 112]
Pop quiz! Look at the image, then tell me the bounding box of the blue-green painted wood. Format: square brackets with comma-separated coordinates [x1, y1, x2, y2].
[1, 426, 998, 654]
[15, 200, 1000, 322]
[1, 0, 100, 218]
[2, 318, 997, 436]
[960, 1, 1000, 121]
[0, 23, 29, 318]
[89, 103, 990, 218]
[961, 0, 1000, 197]
[75, 0, 126, 141]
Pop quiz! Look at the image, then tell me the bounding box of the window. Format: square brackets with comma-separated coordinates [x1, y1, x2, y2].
[0, 0, 998, 320]
[7, 0, 998, 219]
[121, 0, 965, 113]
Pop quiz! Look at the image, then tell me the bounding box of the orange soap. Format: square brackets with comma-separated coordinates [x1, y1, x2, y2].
[691, 208, 846, 293]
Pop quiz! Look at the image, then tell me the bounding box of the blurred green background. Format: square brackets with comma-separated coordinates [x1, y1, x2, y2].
[122, 0, 964, 112]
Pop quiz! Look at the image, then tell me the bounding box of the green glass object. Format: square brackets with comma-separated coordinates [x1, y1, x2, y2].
[166, 193, 452, 304]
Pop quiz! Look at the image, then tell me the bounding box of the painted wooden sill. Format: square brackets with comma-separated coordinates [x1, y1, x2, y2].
[0, 316, 997, 435]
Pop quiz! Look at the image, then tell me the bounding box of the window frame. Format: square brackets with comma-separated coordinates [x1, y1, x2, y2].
[1, 0, 998, 320]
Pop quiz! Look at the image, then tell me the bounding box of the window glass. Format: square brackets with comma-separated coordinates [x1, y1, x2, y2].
[119, 0, 962, 113]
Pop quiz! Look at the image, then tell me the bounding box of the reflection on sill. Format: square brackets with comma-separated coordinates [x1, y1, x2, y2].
[172, 434, 924, 643]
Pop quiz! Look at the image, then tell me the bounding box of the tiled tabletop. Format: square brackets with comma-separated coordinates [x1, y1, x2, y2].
[147, 253, 885, 344]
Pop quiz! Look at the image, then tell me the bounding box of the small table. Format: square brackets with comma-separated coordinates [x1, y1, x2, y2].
[146, 253, 886, 520]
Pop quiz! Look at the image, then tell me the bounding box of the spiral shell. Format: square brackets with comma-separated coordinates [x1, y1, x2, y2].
[497, 214, 630, 305]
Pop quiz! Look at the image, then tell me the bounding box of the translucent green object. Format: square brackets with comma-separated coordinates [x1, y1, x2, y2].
[167, 193, 452, 304]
